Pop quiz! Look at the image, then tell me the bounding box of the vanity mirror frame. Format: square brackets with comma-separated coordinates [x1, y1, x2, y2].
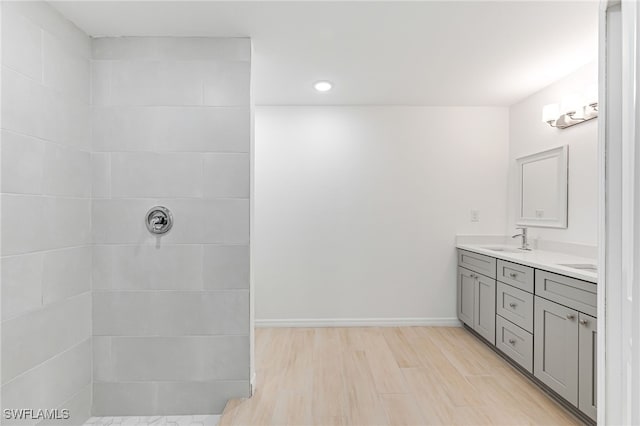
[516, 145, 568, 229]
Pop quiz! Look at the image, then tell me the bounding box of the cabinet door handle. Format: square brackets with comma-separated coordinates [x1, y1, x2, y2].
[509, 302, 517, 308]
[566, 314, 576, 320]
[579, 319, 589, 326]
[509, 272, 518, 279]
[508, 339, 516, 345]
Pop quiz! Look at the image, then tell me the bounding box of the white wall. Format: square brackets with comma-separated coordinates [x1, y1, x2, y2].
[508, 62, 598, 246]
[1, 1, 92, 424]
[255, 107, 509, 324]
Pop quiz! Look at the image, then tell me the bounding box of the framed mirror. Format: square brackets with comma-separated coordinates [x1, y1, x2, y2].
[516, 145, 568, 228]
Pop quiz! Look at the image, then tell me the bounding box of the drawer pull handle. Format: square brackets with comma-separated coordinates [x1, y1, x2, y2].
[509, 302, 517, 308]
[509, 272, 518, 279]
[579, 319, 589, 326]
[508, 339, 516, 345]
[566, 314, 576, 320]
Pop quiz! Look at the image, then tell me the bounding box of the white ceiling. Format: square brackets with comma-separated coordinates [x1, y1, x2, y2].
[51, 1, 599, 106]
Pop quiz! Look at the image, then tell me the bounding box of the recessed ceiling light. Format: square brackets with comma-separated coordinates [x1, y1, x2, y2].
[314, 81, 333, 92]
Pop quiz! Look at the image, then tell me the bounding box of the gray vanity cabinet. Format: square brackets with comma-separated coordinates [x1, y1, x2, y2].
[534, 296, 579, 406]
[457, 266, 496, 345]
[578, 313, 597, 421]
[457, 248, 597, 422]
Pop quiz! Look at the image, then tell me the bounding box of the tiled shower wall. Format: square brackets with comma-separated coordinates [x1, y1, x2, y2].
[90, 37, 251, 415]
[1, 1, 93, 424]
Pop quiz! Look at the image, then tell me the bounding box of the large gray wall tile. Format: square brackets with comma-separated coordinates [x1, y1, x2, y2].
[3, 246, 94, 320]
[41, 246, 92, 305]
[1, 339, 91, 425]
[92, 245, 203, 291]
[1, 253, 43, 320]
[90, 61, 111, 106]
[3, 1, 91, 59]
[93, 290, 249, 336]
[94, 336, 249, 382]
[42, 31, 90, 104]
[92, 337, 113, 382]
[92, 106, 250, 153]
[109, 152, 203, 198]
[155, 381, 250, 415]
[2, 195, 91, 255]
[41, 143, 91, 197]
[203, 153, 250, 198]
[91, 199, 153, 244]
[92, 199, 249, 245]
[2, 194, 46, 255]
[37, 384, 92, 426]
[202, 62, 250, 106]
[1, 65, 41, 138]
[45, 197, 91, 249]
[2, 292, 91, 384]
[91, 382, 157, 417]
[202, 199, 250, 244]
[203, 245, 250, 290]
[107, 61, 204, 106]
[160, 199, 249, 244]
[91, 153, 111, 198]
[158, 380, 251, 414]
[1, 130, 46, 195]
[1, 7, 43, 81]
[1, 66, 90, 150]
[92, 381, 250, 417]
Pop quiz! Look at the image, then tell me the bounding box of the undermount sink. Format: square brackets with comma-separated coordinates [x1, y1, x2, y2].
[558, 263, 598, 273]
[480, 246, 525, 253]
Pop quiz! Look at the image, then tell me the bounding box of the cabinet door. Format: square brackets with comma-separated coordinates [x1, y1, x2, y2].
[534, 296, 579, 406]
[457, 267, 475, 327]
[475, 274, 496, 345]
[578, 313, 597, 421]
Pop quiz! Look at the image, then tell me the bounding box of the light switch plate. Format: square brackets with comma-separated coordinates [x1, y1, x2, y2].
[470, 209, 480, 222]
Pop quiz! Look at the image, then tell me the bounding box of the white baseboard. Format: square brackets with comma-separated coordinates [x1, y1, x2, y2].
[255, 317, 462, 328]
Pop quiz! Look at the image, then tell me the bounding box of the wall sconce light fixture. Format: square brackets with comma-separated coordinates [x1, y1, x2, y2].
[542, 84, 598, 129]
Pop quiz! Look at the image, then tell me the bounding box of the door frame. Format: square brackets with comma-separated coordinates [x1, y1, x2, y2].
[598, 0, 640, 423]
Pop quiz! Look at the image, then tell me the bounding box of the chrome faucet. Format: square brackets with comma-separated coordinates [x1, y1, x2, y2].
[512, 227, 531, 251]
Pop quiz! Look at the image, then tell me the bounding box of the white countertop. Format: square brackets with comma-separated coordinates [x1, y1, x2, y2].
[456, 243, 598, 283]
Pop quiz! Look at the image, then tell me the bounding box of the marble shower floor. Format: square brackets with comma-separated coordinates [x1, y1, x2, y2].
[83, 415, 220, 426]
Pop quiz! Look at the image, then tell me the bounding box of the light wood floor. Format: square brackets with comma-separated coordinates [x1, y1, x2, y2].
[220, 327, 581, 426]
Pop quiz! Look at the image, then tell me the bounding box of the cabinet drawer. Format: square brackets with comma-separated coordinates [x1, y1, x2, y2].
[496, 315, 533, 373]
[535, 270, 597, 317]
[496, 282, 534, 333]
[458, 249, 496, 279]
[497, 259, 534, 293]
